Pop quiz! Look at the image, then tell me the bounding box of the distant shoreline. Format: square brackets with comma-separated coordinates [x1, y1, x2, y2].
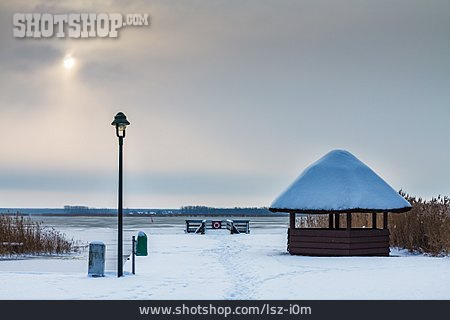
[0, 206, 285, 217]
[1, 213, 287, 218]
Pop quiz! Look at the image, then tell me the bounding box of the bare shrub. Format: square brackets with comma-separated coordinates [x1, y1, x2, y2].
[0, 214, 78, 255]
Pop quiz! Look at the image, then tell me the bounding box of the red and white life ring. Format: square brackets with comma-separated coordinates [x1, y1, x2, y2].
[212, 221, 222, 229]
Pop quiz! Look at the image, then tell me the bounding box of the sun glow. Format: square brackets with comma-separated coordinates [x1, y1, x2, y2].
[63, 56, 75, 69]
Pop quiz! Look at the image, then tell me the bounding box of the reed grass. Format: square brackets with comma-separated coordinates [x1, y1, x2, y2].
[390, 193, 450, 256]
[0, 214, 77, 255]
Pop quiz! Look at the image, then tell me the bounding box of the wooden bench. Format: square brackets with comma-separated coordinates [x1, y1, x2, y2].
[185, 220, 206, 234]
[226, 219, 250, 234]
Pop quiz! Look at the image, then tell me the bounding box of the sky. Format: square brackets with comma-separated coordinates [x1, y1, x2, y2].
[0, 0, 449, 208]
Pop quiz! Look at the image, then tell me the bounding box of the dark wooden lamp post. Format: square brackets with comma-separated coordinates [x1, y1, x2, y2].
[111, 112, 130, 277]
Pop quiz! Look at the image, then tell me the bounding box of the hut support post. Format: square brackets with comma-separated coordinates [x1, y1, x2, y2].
[334, 213, 340, 229]
[290, 213, 296, 229]
[346, 213, 352, 230]
[372, 213, 377, 229]
[328, 214, 333, 229]
[383, 212, 388, 229]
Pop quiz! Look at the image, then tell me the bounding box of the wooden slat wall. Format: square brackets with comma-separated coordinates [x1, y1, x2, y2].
[287, 228, 390, 256]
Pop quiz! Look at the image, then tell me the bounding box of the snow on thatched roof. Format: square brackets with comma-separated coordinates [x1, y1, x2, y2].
[270, 150, 412, 213]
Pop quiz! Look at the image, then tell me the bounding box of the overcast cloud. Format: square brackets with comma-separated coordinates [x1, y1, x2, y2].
[0, 0, 449, 208]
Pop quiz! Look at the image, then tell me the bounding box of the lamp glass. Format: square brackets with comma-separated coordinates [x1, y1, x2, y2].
[117, 124, 127, 137]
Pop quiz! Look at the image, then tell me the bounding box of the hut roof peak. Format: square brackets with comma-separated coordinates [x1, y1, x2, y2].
[270, 149, 411, 213]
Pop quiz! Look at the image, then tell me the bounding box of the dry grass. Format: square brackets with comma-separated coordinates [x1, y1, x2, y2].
[0, 214, 77, 256]
[390, 193, 450, 256]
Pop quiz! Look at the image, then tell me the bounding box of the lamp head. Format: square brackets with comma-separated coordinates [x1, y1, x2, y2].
[111, 112, 130, 138]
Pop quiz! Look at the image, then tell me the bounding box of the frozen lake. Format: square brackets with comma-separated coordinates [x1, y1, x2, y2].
[0, 215, 289, 273]
[1, 215, 449, 299]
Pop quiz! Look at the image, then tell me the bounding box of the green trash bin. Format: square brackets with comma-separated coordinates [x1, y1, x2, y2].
[136, 231, 148, 256]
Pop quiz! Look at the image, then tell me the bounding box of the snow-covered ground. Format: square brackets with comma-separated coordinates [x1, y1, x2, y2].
[1, 226, 449, 299]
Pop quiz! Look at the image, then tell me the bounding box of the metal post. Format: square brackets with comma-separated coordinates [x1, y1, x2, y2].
[132, 236, 136, 275]
[118, 136, 123, 277]
[328, 214, 333, 229]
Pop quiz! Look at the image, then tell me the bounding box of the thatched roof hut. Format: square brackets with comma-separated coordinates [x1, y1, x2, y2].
[269, 150, 412, 256]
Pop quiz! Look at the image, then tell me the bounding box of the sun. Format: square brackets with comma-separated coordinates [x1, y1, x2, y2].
[63, 56, 75, 69]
